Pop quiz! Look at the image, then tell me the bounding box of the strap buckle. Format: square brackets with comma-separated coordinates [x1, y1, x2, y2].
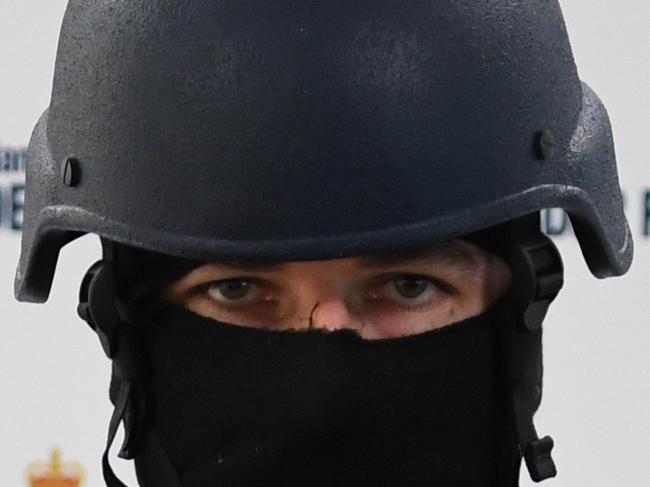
[507, 235, 563, 331]
[524, 436, 557, 482]
[78, 260, 121, 358]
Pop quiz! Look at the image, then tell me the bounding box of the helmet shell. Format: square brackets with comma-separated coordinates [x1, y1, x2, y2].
[16, 0, 632, 302]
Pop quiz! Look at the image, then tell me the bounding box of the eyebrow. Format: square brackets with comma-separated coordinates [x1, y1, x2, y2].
[225, 260, 284, 272]
[359, 243, 476, 270]
[221, 242, 476, 272]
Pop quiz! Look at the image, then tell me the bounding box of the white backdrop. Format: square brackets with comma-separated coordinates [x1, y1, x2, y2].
[1, 1, 648, 486]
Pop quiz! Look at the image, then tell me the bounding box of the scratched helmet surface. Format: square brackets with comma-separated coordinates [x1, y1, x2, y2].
[16, 0, 632, 302]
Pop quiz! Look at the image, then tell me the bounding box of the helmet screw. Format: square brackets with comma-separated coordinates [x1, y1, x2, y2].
[535, 130, 556, 161]
[61, 157, 80, 187]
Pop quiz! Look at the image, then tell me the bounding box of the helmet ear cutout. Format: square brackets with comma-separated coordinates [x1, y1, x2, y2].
[564, 82, 632, 279]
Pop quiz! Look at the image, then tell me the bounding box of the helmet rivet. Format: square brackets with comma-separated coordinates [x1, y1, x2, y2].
[535, 130, 556, 161]
[61, 157, 80, 187]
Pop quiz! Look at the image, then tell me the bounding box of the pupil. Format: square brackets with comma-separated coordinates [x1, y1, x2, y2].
[394, 277, 429, 299]
[218, 280, 250, 300]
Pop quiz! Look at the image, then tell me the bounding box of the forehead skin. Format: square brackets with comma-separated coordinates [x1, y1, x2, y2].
[191, 240, 481, 276]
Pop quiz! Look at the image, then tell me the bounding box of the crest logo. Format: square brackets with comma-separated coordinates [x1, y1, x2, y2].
[26, 449, 84, 487]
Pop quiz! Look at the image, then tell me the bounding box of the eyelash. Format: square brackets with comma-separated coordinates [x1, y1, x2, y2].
[371, 274, 447, 308]
[202, 278, 267, 306]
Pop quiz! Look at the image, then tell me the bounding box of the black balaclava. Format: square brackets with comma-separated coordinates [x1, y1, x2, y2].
[80, 219, 561, 487]
[137, 300, 516, 487]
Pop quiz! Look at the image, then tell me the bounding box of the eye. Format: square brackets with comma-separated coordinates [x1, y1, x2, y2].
[207, 279, 257, 304]
[387, 275, 439, 304]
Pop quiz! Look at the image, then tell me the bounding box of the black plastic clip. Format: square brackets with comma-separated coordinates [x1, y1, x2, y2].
[507, 235, 564, 331]
[524, 436, 557, 482]
[78, 260, 122, 358]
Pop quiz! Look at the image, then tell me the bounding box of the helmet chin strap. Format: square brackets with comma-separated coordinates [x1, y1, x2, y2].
[78, 219, 563, 487]
[77, 250, 183, 487]
[500, 216, 564, 483]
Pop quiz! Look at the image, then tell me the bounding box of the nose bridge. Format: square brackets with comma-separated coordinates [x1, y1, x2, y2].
[310, 298, 358, 331]
[290, 260, 364, 332]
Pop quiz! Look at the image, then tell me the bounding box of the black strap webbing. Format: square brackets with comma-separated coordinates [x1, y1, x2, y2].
[101, 378, 183, 487]
[102, 381, 131, 487]
[80, 258, 184, 487]
[503, 229, 564, 483]
[507, 326, 557, 482]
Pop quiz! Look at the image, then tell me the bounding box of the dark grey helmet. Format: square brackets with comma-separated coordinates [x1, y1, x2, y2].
[16, 0, 632, 302]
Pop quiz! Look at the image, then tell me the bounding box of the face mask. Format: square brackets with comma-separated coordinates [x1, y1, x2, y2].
[83, 228, 560, 487]
[132, 301, 519, 487]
